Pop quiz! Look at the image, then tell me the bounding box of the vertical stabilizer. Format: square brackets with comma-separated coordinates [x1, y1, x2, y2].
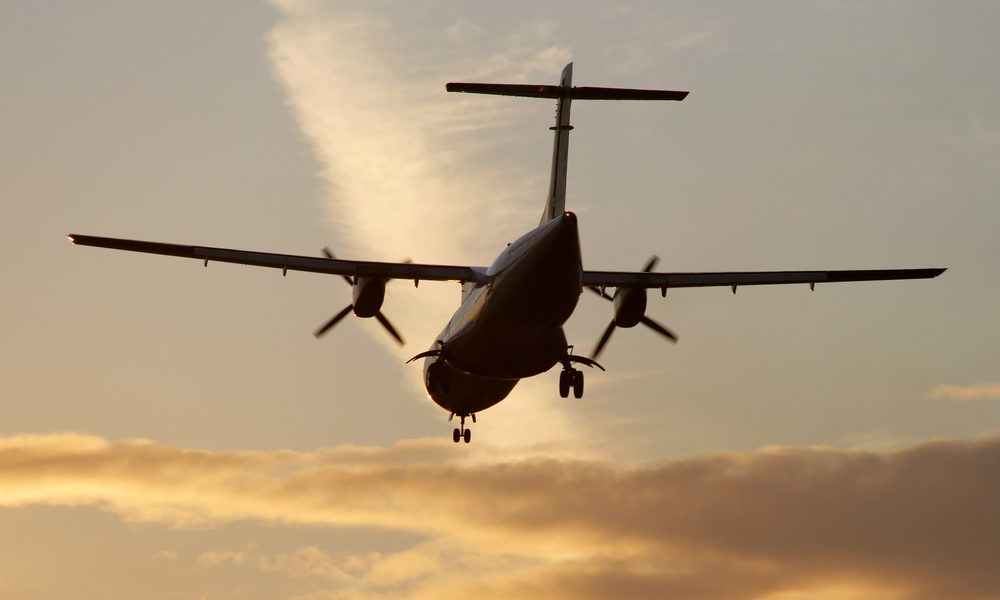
[445, 64, 687, 226]
[542, 63, 573, 225]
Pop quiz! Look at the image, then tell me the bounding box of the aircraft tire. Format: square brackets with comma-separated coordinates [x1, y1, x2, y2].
[453, 428, 461, 443]
[463, 429, 471, 444]
[573, 371, 584, 398]
[558, 371, 570, 398]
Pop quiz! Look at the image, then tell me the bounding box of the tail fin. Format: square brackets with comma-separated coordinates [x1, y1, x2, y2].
[446, 63, 688, 225]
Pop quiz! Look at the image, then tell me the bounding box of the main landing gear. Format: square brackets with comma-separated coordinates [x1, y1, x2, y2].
[559, 368, 584, 398]
[451, 413, 475, 444]
[558, 345, 604, 399]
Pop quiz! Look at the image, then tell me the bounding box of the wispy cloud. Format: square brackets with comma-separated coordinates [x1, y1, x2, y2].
[2, 432, 998, 599]
[263, 1, 580, 448]
[198, 549, 250, 567]
[927, 382, 1000, 402]
[149, 549, 180, 562]
[968, 112, 1000, 148]
[264, 3, 569, 269]
[661, 17, 729, 58]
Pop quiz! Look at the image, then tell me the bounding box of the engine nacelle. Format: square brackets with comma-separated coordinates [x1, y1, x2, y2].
[612, 287, 647, 328]
[352, 276, 386, 317]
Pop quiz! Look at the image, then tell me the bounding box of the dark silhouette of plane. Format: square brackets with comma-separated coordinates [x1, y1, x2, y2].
[70, 63, 944, 443]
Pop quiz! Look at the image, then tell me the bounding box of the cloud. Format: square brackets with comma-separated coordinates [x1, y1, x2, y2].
[258, 546, 357, 583]
[149, 549, 180, 562]
[262, 1, 583, 449]
[198, 549, 250, 567]
[263, 2, 568, 270]
[1, 432, 998, 599]
[968, 112, 1000, 148]
[927, 382, 1000, 402]
[445, 18, 484, 42]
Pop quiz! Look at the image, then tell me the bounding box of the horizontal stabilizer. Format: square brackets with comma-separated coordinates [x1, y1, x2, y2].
[570, 86, 688, 101]
[446, 83, 687, 101]
[447, 63, 688, 226]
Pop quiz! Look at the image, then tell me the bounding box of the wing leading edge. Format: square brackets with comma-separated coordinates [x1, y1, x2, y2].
[583, 267, 946, 291]
[70, 235, 945, 290]
[68, 234, 488, 284]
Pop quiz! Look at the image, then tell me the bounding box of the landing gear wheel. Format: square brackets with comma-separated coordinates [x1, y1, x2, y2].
[559, 371, 570, 398]
[573, 370, 584, 398]
[452, 414, 473, 444]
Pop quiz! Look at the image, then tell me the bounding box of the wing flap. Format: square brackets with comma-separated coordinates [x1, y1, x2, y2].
[68, 234, 487, 283]
[583, 268, 946, 289]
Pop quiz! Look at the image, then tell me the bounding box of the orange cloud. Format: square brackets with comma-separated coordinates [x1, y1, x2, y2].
[1, 433, 997, 599]
[927, 382, 1000, 402]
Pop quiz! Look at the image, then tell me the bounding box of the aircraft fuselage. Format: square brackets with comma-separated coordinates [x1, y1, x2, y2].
[423, 211, 582, 416]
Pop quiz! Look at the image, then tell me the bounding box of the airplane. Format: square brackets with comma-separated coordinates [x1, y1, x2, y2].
[69, 63, 945, 443]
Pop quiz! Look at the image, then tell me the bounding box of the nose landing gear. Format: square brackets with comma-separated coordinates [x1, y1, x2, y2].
[450, 413, 475, 444]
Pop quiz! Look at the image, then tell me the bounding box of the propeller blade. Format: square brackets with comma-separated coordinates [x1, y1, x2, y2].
[640, 315, 678, 343]
[321, 247, 354, 286]
[592, 321, 617, 359]
[314, 305, 353, 338]
[590, 256, 669, 358]
[587, 286, 612, 300]
[642, 255, 659, 272]
[374, 311, 405, 346]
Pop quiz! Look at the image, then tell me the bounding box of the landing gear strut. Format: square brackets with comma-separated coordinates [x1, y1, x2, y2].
[451, 413, 474, 444]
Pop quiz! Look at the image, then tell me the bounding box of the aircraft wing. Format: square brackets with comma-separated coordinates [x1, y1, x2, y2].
[68, 234, 488, 284]
[582, 267, 946, 291]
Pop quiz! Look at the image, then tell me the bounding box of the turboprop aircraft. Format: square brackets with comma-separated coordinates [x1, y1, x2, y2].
[69, 63, 945, 443]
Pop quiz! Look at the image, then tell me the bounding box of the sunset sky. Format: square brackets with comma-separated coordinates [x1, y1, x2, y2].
[2, 2, 999, 599]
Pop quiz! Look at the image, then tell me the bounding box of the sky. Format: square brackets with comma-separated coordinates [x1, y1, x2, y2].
[1, 1, 999, 599]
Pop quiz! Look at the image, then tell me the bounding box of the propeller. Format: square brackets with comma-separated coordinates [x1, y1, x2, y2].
[322, 247, 356, 286]
[313, 247, 405, 345]
[588, 256, 677, 359]
[314, 305, 354, 339]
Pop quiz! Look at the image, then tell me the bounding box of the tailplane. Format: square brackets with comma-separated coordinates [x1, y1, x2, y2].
[446, 63, 688, 225]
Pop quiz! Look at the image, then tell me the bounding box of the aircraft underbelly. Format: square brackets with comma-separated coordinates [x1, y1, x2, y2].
[446, 263, 579, 377]
[426, 365, 518, 416]
[446, 324, 568, 379]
